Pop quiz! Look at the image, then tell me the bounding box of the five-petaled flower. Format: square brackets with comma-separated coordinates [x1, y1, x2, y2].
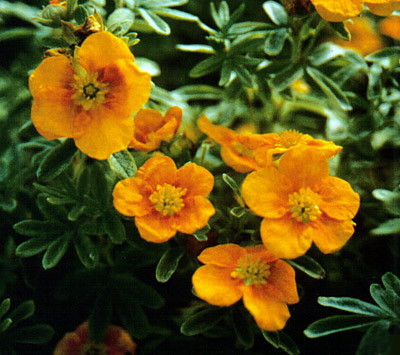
[310, 0, 400, 22]
[53, 321, 136, 355]
[242, 146, 360, 259]
[113, 156, 215, 243]
[198, 115, 342, 171]
[129, 106, 182, 151]
[29, 31, 151, 160]
[192, 244, 299, 331]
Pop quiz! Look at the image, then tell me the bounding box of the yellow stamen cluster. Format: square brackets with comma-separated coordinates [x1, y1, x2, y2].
[71, 71, 110, 111]
[289, 187, 322, 224]
[231, 255, 271, 286]
[277, 130, 304, 148]
[149, 183, 187, 216]
[80, 342, 106, 355]
[232, 141, 254, 158]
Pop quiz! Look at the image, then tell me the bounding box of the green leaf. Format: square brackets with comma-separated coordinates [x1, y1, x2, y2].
[137, 0, 188, 7]
[0, 299, 11, 319]
[382, 272, 400, 297]
[67, 205, 85, 222]
[232, 307, 254, 349]
[263, 28, 288, 56]
[189, 55, 224, 78]
[193, 224, 210, 242]
[42, 235, 71, 270]
[356, 320, 391, 355]
[367, 64, 382, 100]
[222, 173, 240, 191]
[135, 57, 161, 76]
[152, 8, 198, 22]
[73, 234, 99, 269]
[89, 290, 113, 343]
[103, 211, 126, 244]
[15, 238, 51, 258]
[262, 330, 280, 348]
[269, 64, 304, 91]
[278, 331, 300, 355]
[370, 219, 400, 236]
[370, 283, 400, 317]
[107, 8, 134, 35]
[172, 85, 223, 100]
[74, 5, 90, 24]
[8, 300, 35, 325]
[37, 195, 68, 222]
[13, 324, 54, 344]
[365, 47, 400, 62]
[310, 43, 347, 67]
[304, 315, 379, 338]
[14, 220, 65, 237]
[318, 297, 390, 317]
[138, 8, 171, 35]
[329, 22, 351, 41]
[156, 247, 185, 283]
[0, 318, 12, 333]
[306, 67, 351, 111]
[180, 307, 229, 336]
[232, 64, 254, 88]
[176, 44, 215, 54]
[285, 255, 325, 279]
[107, 150, 137, 179]
[90, 163, 110, 208]
[262, 1, 288, 26]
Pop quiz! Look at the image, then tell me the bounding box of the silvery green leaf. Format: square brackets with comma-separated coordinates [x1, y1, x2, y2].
[262, 1, 288, 26]
[138, 8, 170, 35]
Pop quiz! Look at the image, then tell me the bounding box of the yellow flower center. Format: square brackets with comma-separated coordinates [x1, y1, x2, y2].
[288, 187, 322, 224]
[231, 255, 271, 286]
[80, 342, 106, 355]
[277, 130, 304, 148]
[71, 71, 110, 111]
[232, 141, 254, 158]
[149, 183, 187, 216]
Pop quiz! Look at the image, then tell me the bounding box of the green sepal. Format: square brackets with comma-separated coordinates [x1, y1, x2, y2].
[12, 324, 54, 344]
[193, 224, 210, 242]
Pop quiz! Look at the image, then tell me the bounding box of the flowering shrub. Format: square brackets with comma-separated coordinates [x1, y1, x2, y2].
[1, 0, 400, 354]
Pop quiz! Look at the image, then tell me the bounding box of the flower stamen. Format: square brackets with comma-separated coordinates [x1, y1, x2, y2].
[289, 187, 322, 224]
[149, 183, 187, 216]
[277, 130, 304, 148]
[231, 255, 271, 286]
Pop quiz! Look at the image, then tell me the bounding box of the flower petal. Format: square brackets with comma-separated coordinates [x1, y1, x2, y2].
[104, 325, 137, 353]
[220, 146, 260, 173]
[310, 0, 363, 22]
[260, 217, 312, 259]
[366, 1, 400, 16]
[197, 115, 236, 145]
[113, 178, 153, 217]
[319, 176, 360, 221]
[279, 146, 329, 192]
[78, 32, 135, 72]
[198, 244, 247, 267]
[306, 216, 355, 254]
[176, 163, 214, 197]
[53, 332, 83, 355]
[135, 212, 177, 243]
[31, 88, 76, 139]
[268, 260, 299, 304]
[192, 264, 243, 306]
[29, 55, 74, 97]
[380, 16, 400, 40]
[130, 109, 164, 150]
[174, 196, 215, 234]
[242, 167, 291, 219]
[242, 286, 291, 331]
[136, 156, 177, 189]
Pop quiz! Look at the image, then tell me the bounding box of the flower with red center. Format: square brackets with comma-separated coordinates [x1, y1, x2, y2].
[53, 321, 136, 355]
[29, 31, 151, 160]
[310, 0, 400, 22]
[129, 106, 182, 151]
[113, 156, 215, 243]
[242, 146, 360, 259]
[192, 244, 299, 331]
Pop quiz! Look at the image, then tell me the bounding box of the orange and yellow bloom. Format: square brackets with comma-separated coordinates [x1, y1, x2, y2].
[29, 31, 151, 160]
[192, 244, 299, 331]
[242, 147, 360, 259]
[310, 0, 400, 22]
[198, 115, 341, 171]
[113, 156, 215, 243]
[129, 106, 182, 151]
[53, 321, 136, 355]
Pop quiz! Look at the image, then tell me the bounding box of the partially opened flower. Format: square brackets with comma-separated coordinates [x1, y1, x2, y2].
[310, 0, 400, 22]
[192, 244, 299, 331]
[380, 16, 400, 40]
[332, 17, 383, 56]
[129, 106, 182, 151]
[113, 156, 215, 243]
[242, 146, 360, 259]
[29, 31, 151, 160]
[53, 321, 136, 355]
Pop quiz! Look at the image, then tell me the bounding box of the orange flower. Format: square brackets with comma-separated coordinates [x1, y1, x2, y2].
[242, 146, 360, 259]
[192, 244, 299, 331]
[29, 32, 151, 160]
[380, 16, 400, 40]
[198, 115, 342, 171]
[310, 0, 400, 22]
[129, 106, 182, 151]
[113, 156, 215, 243]
[53, 321, 136, 355]
[331, 17, 383, 56]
